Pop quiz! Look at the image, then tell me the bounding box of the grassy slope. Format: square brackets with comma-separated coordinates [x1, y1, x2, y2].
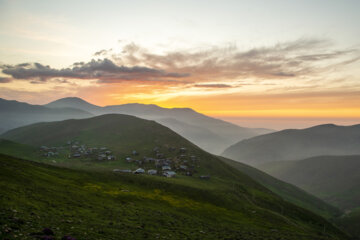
[0, 154, 348, 240]
[0, 137, 342, 221]
[259, 155, 360, 211]
[0, 114, 257, 179]
[335, 208, 360, 239]
[220, 157, 342, 219]
[0, 113, 343, 220]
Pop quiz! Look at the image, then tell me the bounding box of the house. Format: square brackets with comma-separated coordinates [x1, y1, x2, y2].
[113, 169, 132, 173]
[143, 157, 155, 163]
[105, 150, 112, 155]
[40, 146, 49, 151]
[72, 153, 81, 158]
[98, 154, 106, 160]
[168, 147, 176, 152]
[45, 151, 56, 157]
[163, 171, 176, 178]
[147, 169, 157, 175]
[132, 150, 139, 156]
[133, 168, 145, 174]
[190, 155, 197, 161]
[156, 153, 164, 158]
[200, 175, 210, 180]
[162, 165, 171, 171]
[179, 165, 188, 170]
[107, 155, 116, 161]
[100, 147, 107, 151]
[126, 157, 132, 163]
[179, 147, 187, 153]
[155, 162, 163, 168]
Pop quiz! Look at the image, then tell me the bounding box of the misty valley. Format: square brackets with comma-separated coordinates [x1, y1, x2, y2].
[1, 2, 360, 238]
[0, 97, 359, 239]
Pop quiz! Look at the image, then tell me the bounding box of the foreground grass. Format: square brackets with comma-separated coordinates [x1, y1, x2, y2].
[0, 154, 348, 240]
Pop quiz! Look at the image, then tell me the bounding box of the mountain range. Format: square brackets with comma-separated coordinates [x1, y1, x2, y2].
[0, 98, 92, 134]
[45, 97, 274, 154]
[2, 97, 360, 238]
[0, 97, 273, 154]
[222, 124, 360, 166]
[0, 113, 340, 220]
[0, 114, 348, 239]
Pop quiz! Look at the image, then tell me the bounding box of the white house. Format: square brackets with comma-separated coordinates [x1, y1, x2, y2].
[163, 171, 176, 178]
[133, 168, 145, 174]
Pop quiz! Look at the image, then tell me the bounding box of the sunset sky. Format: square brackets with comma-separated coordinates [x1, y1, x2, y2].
[1, 0, 360, 129]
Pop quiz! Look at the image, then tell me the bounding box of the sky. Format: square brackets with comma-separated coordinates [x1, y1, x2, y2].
[0, 0, 360, 129]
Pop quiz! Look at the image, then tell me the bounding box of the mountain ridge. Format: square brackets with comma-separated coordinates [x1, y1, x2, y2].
[222, 123, 360, 166]
[0, 98, 93, 134]
[45, 97, 274, 153]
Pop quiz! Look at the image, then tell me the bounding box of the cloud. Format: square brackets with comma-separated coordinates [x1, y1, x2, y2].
[0, 77, 12, 83]
[194, 83, 233, 88]
[1, 38, 358, 89]
[1, 58, 190, 83]
[93, 48, 112, 56]
[111, 38, 359, 81]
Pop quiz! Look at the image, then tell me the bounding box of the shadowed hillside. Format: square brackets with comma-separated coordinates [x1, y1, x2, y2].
[259, 155, 360, 211]
[222, 124, 360, 166]
[0, 137, 342, 221]
[220, 157, 342, 219]
[0, 98, 93, 134]
[0, 154, 349, 240]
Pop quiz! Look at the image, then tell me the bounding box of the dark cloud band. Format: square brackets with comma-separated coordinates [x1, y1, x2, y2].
[1, 58, 190, 83]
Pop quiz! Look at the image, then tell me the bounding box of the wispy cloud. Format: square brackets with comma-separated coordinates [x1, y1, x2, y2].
[194, 83, 233, 88]
[1, 38, 359, 91]
[108, 38, 359, 81]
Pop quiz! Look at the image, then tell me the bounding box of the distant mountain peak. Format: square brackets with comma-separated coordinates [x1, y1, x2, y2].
[45, 97, 101, 113]
[47, 97, 96, 105]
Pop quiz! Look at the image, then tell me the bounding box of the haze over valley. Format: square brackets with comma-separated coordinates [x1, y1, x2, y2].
[1, 0, 360, 239]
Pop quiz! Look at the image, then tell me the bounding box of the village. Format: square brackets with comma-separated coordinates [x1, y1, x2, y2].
[39, 141, 210, 179]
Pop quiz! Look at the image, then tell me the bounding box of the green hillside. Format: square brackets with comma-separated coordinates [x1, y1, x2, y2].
[0, 137, 342, 222]
[335, 208, 360, 239]
[0, 115, 343, 220]
[0, 154, 349, 240]
[0, 114, 254, 178]
[220, 157, 342, 219]
[259, 155, 360, 211]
